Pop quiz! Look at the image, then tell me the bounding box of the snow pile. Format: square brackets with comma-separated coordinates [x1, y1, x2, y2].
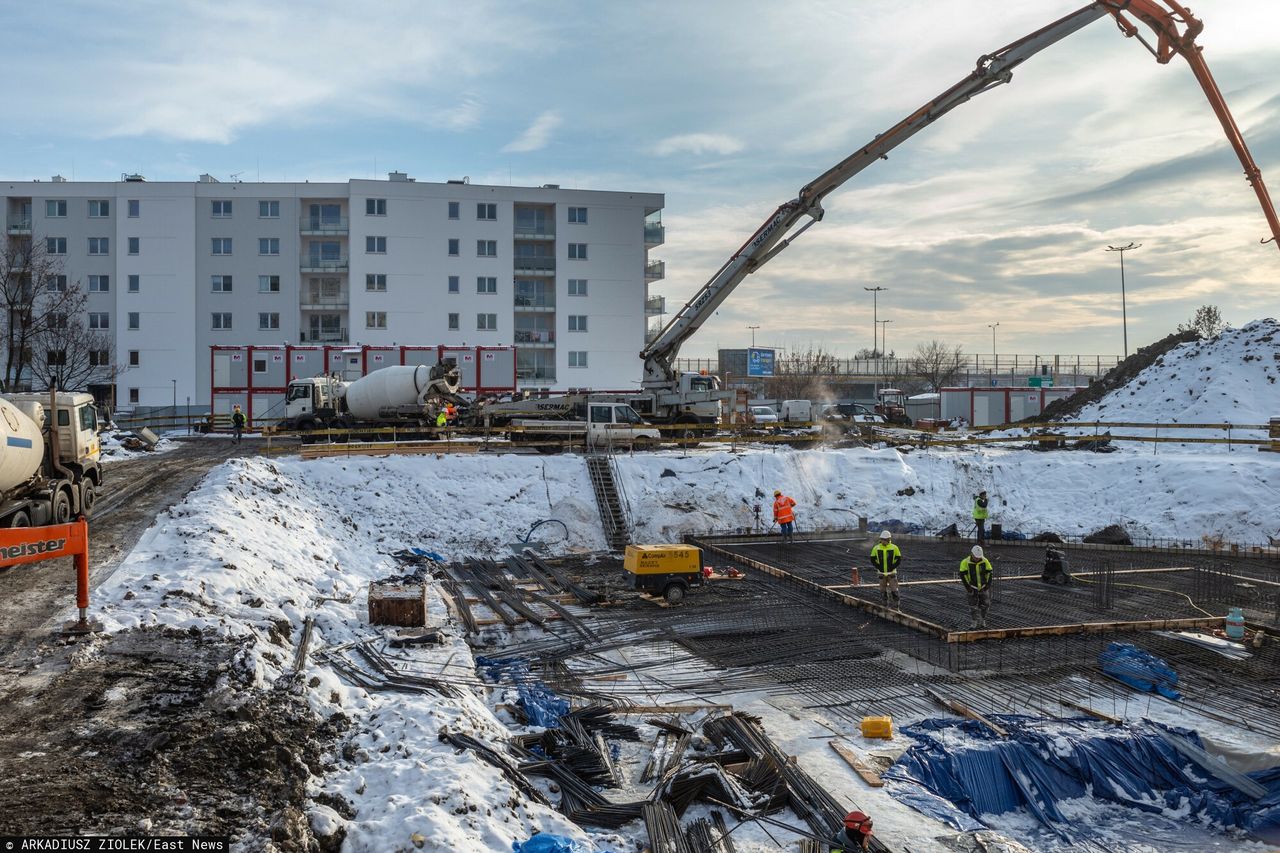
[98, 430, 178, 461]
[1074, 319, 1279, 439]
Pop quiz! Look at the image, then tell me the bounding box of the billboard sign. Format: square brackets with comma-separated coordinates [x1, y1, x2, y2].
[746, 347, 776, 377]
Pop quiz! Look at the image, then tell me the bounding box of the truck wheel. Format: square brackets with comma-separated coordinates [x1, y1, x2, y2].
[81, 481, 97, 518]
[632, 436, 653, 452]
[7, 510, 30, 528]
[52, 489, 72, 524]
[663, 583, 686, 604]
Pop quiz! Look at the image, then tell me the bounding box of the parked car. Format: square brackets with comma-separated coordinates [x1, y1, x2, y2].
[750, 405, 779, 425]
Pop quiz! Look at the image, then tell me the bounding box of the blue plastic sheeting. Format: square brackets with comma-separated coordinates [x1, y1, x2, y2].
[511, 834, 598, 853]
[884, 715, 1280, 844]
[476, 656, 569, 729]
[408, 547, 445, 562]
[1100, 641, 1182, 700]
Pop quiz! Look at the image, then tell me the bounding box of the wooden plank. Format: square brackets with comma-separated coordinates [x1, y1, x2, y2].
[946, 615, 1224, 643]
[611, 703, 733, 713]
[1058, 698, 1123, 725]
[830, 741, 885, 787]
[926, 688, 1009, 737]
[474, 613, 563, 627]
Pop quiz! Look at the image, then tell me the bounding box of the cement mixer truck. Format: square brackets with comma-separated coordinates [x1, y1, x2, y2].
[280, 362, 466, 435]
[0, 391, 102, 527]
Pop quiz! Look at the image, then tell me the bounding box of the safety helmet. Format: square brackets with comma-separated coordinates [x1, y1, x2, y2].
[773, 490, 782, 496]
[879, 530, 892, 540]
[971, 545, 984, 559]
[843, 811, 870, 830]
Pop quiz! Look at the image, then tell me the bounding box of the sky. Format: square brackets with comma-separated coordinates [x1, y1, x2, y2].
[2, 0, 1278, 361]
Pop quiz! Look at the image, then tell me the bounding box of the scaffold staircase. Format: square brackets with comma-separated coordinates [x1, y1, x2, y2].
[586, 454, 630, 551]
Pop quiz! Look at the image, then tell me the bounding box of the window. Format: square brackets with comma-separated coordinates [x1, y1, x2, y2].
[259, 200, 280, 218]
[477, 202, 496, 221]
[568, 243, 587, 260]
[366, 198, 386, 216]
[258, 275, 280, 293]
[259, 312, 280, 330]
[568, 278, 587, 296]
[476, 239, 497, 257]
[366, 274, 387, 292]
[447, 238, 459, 256]
[211, 275, 233, 293]
[88, 274, 110, 292]
[128, 199, 140, 218]
[476, 276, 497, 294]
[46, 237, 66, 254]
[47, 350, 66, 366]
[366, 236, 386, 254]
[88, 237, 109, 255]
[447, 201, 460, 219]
[212, 200, 232, 218]
[568, 314, 588, 332]
[477, 313, 497, 330]
[45, 200, 67, 218]
[569, 351, 588, 368]
[88, 312, 110, 330]
[212, 237, 232, 255]
[128, 312, 139, 330]
[253, 358, 268, 374]
[128, 388, 139, 404]
[259, 237, 280, 255]
[212, 312, 232, 330]
[447, 275, 459, 294]
[128, 237, 139, 255]
[447, 313, 459, 331]
[366, 311, 387, 329]
[128, 351, 140, 367]
[88, 200, 110, 217]
[90, 350, 112, 367]
[45, 274, 67, 293]
[50, 313, 69, 330]
[568, 206, 587, 224]
[128, 275, 140, 293]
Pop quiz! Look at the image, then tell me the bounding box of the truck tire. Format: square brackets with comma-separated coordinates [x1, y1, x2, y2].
[52, 489, 72, 524]
[632, 436, 654, 452]
[7, 510, 30, 528]
[81, 481, 97, 518]
[663, 583, 686, 604]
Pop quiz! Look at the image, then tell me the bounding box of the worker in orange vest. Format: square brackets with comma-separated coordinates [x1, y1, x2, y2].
[773, 490, 797, 543]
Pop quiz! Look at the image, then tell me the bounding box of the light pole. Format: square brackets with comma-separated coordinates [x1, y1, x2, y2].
[877, 319, 892, 360]
[864, 286, 887, 355]
[171, 379, 176, 421]
[1106, 243, 1141, 358]
[987, 322, 1000, 358]
[747, 325, 760, 348]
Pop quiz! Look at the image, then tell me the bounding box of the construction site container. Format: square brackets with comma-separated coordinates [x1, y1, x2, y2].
[940, 386, 1084, 427]
[905, 393, 940, 423]
[478, 346, 517, 394]
[364, 346, 398, 374]
[441, 346, 479, 389]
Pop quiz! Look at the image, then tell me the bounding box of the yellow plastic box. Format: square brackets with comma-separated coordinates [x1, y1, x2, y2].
[861, 716, 894, 739]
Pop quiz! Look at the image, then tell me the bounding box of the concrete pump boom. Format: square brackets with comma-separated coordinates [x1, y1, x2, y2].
[640, 0, 1280, 389]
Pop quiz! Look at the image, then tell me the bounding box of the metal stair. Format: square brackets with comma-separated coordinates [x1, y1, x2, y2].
[585, 454, 630, 550]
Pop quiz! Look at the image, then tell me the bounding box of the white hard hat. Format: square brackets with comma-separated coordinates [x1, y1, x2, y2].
[879, 530, 892, 540]
[971, 545, 984, 559]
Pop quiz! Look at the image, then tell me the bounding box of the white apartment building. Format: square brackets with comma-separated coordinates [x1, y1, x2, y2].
[1, 172, 666, 408]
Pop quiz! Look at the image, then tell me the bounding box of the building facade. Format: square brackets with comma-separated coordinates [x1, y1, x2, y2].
[1, 173, 665, 408]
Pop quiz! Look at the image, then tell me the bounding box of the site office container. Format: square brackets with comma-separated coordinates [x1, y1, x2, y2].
[477, 346, 517, 395]
[940, 386, 1084, 427]
[402, 345, 443, 369]
[363, 346, 398, 375]
[440, 346, 478, 390]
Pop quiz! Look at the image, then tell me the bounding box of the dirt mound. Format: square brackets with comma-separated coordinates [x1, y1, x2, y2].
[1031, 330, 1200, 422]
[1083, 524, 1132, 545]
[0, 627, 346, 847]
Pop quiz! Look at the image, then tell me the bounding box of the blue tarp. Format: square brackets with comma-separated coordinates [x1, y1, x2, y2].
[511, 834, 594, 853]
[476, 656, 569, 729]
[884, 715, 1280, 844]
[1100, 641, 1182, 699]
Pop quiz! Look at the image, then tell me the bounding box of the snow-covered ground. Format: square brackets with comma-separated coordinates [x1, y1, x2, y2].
[98, 429, 180, 461]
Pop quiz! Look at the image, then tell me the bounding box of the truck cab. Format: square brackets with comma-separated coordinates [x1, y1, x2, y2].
[584, 402, 661, 449]
[283, 376, 347, 427]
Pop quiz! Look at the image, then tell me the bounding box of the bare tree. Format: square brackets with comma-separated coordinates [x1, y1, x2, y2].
[767, 346, 843, 400]
[0, 235, 85, 390]
[1177, 304, 1228, 339]
[28, 292, 119, 392]
[912, 340, 966, 391]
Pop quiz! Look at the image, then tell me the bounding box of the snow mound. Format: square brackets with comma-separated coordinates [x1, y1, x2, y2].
[1077, 319, 1280, 433]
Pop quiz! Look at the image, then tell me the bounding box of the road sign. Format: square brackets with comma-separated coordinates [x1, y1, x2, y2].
[1028, 376, 1054, 388]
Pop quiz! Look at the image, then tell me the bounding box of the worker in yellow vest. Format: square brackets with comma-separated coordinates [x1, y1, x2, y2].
[972, 490, 990, 543]
[870, 530, 902, 610]
[959, 545, 994, 629]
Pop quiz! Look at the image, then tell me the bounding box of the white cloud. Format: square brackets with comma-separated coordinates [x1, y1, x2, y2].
[654, 133, 745, 157]
[499, 111, 562, 153]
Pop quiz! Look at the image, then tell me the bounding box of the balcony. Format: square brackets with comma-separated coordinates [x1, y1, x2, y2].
[300, 216, 349, 235]
[513, 227, 555, 241]
[300, 292, 349, 311]
[299, 328, 347, 343]
[517, 368, 557, 383]
[646, 321, 664, 343]
[514, 329, 555, 345]
[645, 295, 665, 316]
[645, 259, 665, 281]
[644, 222, 665, 246]
[514, 294, 556, 311]
[514, 257, 556, 276]
[301, 256, 348, 273]
[6, 214, 32, 235]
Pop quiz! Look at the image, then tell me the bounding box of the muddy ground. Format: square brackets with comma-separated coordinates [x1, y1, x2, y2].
[0, 437, 347, 849]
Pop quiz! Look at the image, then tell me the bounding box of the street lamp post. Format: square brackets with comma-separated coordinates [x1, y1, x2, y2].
[171, 379, 176, 424]
[987, 322, 1000, 358]
[877, 319, 892, 362]
[864, 286, 887, 355]
[747, 325, 760, 348]
[1105, 243, 1141, 358]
